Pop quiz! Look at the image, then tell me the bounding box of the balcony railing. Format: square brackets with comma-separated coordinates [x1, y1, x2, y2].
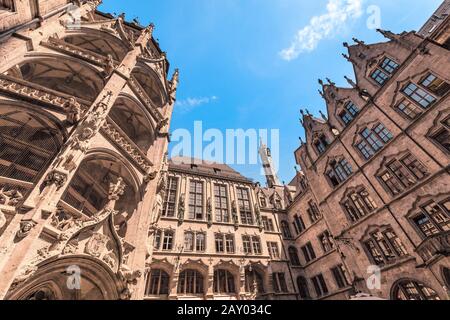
[0, 74, 90, 112]
[415, 231, 450, 264]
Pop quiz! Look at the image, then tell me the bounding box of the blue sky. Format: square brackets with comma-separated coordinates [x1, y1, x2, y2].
[99, 0, 443, 185]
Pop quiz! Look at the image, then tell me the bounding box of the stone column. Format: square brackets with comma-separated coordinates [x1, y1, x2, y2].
[0, 23, 155, 299]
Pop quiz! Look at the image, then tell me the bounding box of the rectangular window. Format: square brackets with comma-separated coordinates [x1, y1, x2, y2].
[225, 234, 235, 253]
[237, 187, 253, 225]
[301, 242, 317, 263]
[163, 177, 178, 217]
[153, 230, 162, 250]
[396, 99, 422, 119]
[294, 215, 306, 234]
[252, 236, 262, 255]
[273, 273, 288, 293]
[371, 69, 389, 85]
[267, 242, 280, 259]
[327, 159, 353, 187]
[242, 235, 252, 254]
[311, 274, 329, 297]
[402, 82, 436, 108]
[215, 234, 224, 253]
[412, 201, 450, 238]
[307, 201, 322, 223]
[162, 231, 174, 251]
[262, 216, 274, 232]
[214, 184, 229, 223]
[196, 233, 206, 252]
[331, 265, 349, 289]
[357, 124, 393, 160]
[380, 57, 399, 74]
[421, 73, 450, 96]
[364, 228, 407, 266]
[189, 181, 204, 220]
[340, 111, 353, 125]
[184, 232, 194, 252]
[432, 128, 450, 153]
[318, 231, 334, 253]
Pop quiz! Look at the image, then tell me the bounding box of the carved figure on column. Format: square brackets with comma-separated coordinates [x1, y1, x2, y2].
[15, 220, 37, 240]
[178, 194, 185, 224]
[63, 97, 82, 125]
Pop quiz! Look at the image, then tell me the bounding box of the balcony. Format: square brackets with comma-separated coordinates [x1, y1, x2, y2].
[415, 231, 450, 265]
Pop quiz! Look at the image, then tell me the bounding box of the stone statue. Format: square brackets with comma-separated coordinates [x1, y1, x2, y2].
[63, 97, 82, 124]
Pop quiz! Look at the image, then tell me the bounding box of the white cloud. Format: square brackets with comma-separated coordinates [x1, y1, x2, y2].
[175, 96, 218, 113]
[280, 0, 363, 61]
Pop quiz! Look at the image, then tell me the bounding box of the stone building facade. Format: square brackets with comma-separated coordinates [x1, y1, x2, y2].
[0, 0, 449, 301]
[0, 0, 178, 300]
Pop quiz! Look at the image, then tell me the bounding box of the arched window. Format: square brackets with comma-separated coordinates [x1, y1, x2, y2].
[145, 269, 170, 296]
[392, 280, 440, 300]
[177, 269, 204, 295]
[61, 157, 137, 217]
[281, 221, 292, 239]
[297, 276, 311, 300]
[109, 97, 156, 154]
[0, 109, 63, 183]
[288, 247, 301, 266]
[132, 69, 165, 108]
[245, 268, 264, 294]
[214, 269, 236, 294]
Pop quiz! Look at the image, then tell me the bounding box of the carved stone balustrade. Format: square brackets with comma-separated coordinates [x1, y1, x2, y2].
[0, 74, 90, 113]
[415, 231, 450, 264]
[101, 118, 153, 174]
[41, 36, 116, 68]
[127, 76, 165, 125]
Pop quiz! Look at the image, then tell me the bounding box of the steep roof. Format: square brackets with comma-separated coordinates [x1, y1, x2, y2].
[168, 157, 253, 183]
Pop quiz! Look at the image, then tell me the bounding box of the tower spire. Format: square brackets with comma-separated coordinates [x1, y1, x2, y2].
[259, 139, 282, 188]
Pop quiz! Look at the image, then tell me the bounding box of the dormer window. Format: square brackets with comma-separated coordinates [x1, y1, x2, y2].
[370, 57, 399, 86]
[314, 135, 329, 155]
[259, 196, 267, 208]
[339, 101, 360, 125]
[326, 159, 353, 187]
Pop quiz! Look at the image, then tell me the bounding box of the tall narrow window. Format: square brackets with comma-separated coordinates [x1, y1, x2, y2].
[262, 216, 275, 231]
[301, 242, 317, 263]
[314, 134, 329, 155]
[318, 231, 335, 253]
[196, 233, 206, 252]
[411, 200, 450, 238]
[311, 274, 329, 297]
[342, 188, 377, 222]
[326, 159, 353, 187]
[307, 201, 322, 223]
[242, 236, 262, 255]
[267, 242, 280, 259]
[215, 233, 224, 253]
[356, 123, 393, 160]
[225, 234, 235, 253]
[281, 221, 292, 239]
[216, 233, 234, 253]
[288, 247, 301, 266]
[162, 230, 174, 251]
[237, 187, 253, 225]
[331, 265, 349, 289]
[189, 181, 204, 220]
[293, 214, 306, 234]
[378, 153, 428, 196]
[430, 116, 450, 153]
[214, 184, 229, 223]
[363, 227, 407, 266]
[162, 177, 178, 217]
[184, 232, 194, 252]
[297, 277, 311, 300]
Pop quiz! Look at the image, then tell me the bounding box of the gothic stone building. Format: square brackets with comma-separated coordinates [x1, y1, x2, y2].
[0, 0, 449, 301]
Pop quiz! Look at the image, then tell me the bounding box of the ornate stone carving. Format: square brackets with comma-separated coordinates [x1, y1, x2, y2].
[0, 210, 6, 230]
[62, 97, 82, 124]
[15, 220, 37, 240]
[109, 177, 126, 201]
[232, 200, 239, 230]
[51, 207, 82, 231]
[103, 54, 115, 78]
[178, 194, 185, 224]
[85, 233, 110, 258]
[0, 188, 24, 207]
[207, 198, 213, 227]
[44, 170, 68, 190]
[118, 267, 143, 300]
